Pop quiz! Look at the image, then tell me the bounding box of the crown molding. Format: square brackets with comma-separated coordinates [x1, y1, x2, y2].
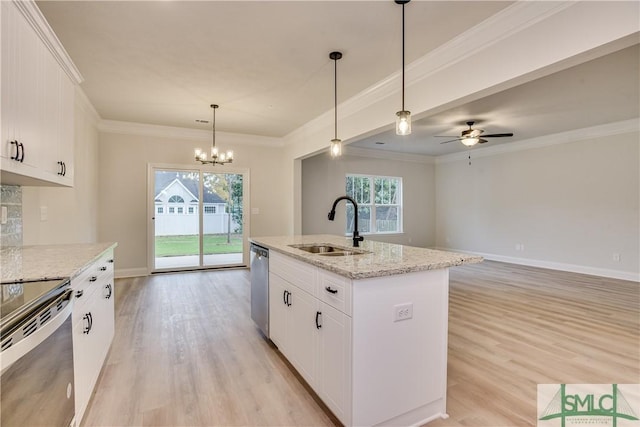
[98, 119, 284, 148]
[344, 146, 435, 165]
[285, 1, 576, 144]
[435, 119, 640, 164]
[13, 0, 83, 84]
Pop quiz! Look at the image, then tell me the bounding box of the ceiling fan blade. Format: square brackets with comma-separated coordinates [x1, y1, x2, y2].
[439, 138, 461, 144]
[434, 135, 459, 138]
[477, 138, 488, 144]
[482, 133, 513, 138]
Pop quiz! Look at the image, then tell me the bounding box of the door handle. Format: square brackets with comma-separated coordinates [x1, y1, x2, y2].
[315, 311, 322, 329]
[286, 291, 292, 307]
[283, 290, 287, 305]
[18, 142, 24, 162]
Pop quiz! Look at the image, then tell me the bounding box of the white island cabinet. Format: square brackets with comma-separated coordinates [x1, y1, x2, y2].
[253, 235, 482, 427]
[71, 249, 115, 426]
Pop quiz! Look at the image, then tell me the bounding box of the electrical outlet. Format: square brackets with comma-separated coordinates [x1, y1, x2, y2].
[613, 253, 621, 262]
[394, 303, 413, 322]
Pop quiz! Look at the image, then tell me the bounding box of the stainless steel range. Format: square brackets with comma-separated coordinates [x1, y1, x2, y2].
[0, 278, 75, 427]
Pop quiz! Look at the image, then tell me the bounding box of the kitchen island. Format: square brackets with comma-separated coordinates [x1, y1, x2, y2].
[250, 235, 481, 427]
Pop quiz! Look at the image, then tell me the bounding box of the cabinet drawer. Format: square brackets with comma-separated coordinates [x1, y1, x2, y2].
[318, 269, 352, 316]
[270, 251, 316, 296]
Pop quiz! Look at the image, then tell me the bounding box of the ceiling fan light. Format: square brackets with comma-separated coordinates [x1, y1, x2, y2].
[330, 138, 342, 158]
[396, 110, 411, 135]
[461, 137, 479, 147]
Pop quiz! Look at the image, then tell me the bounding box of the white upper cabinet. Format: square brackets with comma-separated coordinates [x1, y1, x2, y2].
[0, 0, 82, 186]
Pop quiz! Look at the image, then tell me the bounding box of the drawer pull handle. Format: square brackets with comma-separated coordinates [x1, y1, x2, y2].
[83, 312, 93, 334]
[325, 286, 338, 294]
[89, 276, 97, 282]
[315, 311, 322, 329]
[75, 290, 84, 298]
[105, 283, 113, 299]
[99, 266, 107, 271]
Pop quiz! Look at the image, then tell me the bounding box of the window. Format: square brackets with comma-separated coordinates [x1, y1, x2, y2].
[168, 195, 184, 203]
[168, 207, 175, 214]
[157, 207, 164, 214]
[345, 174, 402, 234]
[204, 206, 215, 214]
[177, 207, 183, 214]
[188, 207, 194, 214]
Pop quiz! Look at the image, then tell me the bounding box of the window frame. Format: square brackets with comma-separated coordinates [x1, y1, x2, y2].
[345, 173, 403, 235]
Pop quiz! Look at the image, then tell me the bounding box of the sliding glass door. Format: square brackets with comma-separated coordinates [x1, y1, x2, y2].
[150, 166, 247, 272]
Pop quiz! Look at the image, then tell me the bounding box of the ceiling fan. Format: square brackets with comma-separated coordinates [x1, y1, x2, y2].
[436, 121, 513, 147]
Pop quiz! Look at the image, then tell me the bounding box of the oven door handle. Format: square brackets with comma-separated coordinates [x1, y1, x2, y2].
[0, 290, 73, 372]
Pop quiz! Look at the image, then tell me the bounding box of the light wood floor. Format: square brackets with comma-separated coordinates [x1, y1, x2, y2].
[82, 261, 639, 427]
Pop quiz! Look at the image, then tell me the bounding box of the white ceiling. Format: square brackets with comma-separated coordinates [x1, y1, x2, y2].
[37, 1, 639, 157]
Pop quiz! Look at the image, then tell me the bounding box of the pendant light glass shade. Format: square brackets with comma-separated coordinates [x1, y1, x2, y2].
[396, 110, 411, 136]
[330, 138, 342, 157]
[329, 51, 343, 158]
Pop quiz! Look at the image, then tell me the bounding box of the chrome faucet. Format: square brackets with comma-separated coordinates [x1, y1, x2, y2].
[328, 196, 364, 247]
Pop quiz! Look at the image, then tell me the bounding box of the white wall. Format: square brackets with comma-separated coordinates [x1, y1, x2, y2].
[97, 128, 288, 273]
[435, 128, 639, 281]
[22, 90, 100, 245]
[301, 149, 435, 247]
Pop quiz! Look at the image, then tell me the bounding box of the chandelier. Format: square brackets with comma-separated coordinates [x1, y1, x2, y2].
[195, 104, 233, 165]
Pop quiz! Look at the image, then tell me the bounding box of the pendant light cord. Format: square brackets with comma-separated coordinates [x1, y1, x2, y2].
[212, 104, 217, 150]
[334, 56, 338, 140]
[401, 2, 405, 111]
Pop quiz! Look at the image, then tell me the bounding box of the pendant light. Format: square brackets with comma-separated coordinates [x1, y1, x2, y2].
[395, 0, 411, 136]
[195, 104, 233, 165]
[329, 51, 343, 158]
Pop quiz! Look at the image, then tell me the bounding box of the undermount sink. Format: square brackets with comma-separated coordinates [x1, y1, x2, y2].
[292, 245, 340, 254]
[288, 244, 368, 256]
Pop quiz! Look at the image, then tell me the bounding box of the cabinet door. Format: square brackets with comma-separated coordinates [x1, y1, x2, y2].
[268, 273, 288, 354]
[288, 286, 319, 388]
[72, 292, 102, 425]
[1, 1, 17, 160]
[318, 303, 352, 426]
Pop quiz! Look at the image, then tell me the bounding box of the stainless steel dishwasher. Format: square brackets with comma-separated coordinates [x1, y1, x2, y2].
[250, 243, 269, 337]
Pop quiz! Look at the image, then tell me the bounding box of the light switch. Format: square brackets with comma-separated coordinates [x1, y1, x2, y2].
[1, 206, 7, 225]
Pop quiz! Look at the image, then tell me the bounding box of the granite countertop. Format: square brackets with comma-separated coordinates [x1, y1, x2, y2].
[1, 242, 117, 283]
[250, 234, 482, 279]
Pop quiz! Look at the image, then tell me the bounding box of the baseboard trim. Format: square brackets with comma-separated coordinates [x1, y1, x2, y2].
[435, 247, 640, 283]
[115, 268, 148, 279]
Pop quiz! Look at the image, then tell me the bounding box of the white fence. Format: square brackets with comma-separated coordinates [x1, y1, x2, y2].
[155, 213, 240, 236]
